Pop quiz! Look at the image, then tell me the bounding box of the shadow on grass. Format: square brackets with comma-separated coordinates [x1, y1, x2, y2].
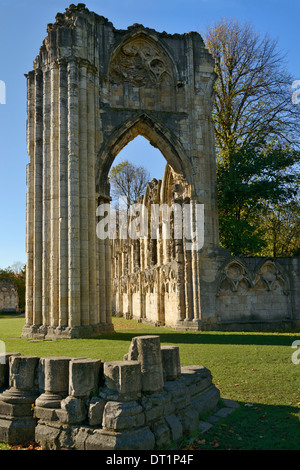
[1, 315, 299, 347]
[186, 401, 300, 450]
[97, 327, 300, 348]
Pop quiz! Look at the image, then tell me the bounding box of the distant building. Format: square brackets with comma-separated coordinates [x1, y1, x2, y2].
[0, 279, 19, 312]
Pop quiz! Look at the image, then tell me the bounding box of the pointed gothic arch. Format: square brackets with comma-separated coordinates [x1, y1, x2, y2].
[22, 5, 220, 338]
[96, 112, 189, 196]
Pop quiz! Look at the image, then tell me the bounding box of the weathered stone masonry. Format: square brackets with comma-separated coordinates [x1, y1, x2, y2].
[23, 3, 220, 339]
[111, 169, 300, 330]
[23, 3, 300, 337]
[0, 336, 220, 450]
[0, 279, 19, 313]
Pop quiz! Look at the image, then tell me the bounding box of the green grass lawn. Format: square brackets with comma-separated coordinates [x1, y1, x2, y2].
[0, 315, 299, 450]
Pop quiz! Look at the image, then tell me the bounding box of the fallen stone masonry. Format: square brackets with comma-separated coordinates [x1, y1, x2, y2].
[0, 336, 222, 450]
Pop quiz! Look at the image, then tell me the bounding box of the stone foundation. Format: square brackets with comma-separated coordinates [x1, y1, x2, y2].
[21, 323, 115, 340]
[0, 336, 220, 450]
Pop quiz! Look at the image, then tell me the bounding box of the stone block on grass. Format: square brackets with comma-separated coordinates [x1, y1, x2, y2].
[0, 353, 20, 390]
[56, 396, 86, 424]
[161, 346, 181, 381]
[126, 336, 164, 393]
[85, 426, 155, 451]
[165, 413, 183, 442]
[103, 360, 142, 400]
[102, 400, 145, 431]
[36, 356, 71, 408]
[88, 397, 105, 426]
[69, 358, 102, 398]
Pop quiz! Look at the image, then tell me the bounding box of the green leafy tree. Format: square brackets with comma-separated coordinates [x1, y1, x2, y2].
[204, 18, 300, 255]
[217, 139, 299, 255]
[259, 199, 300, 257]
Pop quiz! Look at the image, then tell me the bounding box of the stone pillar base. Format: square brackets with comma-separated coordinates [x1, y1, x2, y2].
[21, 325, 47, 340]
[0, 388, 38, 404]
[35, 422, 156, 451]
[174, 319, 203, 331]
[35, 392, 64, 409]
[0, 416, 36, 445]
[21, 323, 115, 340]
[0, 360, 38, 444]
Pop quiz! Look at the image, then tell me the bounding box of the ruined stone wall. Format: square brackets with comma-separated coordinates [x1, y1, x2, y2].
[0, 279, 19, 313]
[24, 3, 220, 338]
[24, 4, 299, 336]
[111, 165, 191, 328]
[111, 166, 300, 331]
[0, 336, 220, 450]
[199, 255, 300, 331]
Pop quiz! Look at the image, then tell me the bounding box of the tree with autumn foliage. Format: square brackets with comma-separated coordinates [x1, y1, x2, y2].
[204, 18, 300, 256]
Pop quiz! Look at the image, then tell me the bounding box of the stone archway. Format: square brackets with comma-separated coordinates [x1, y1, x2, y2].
[22, 4, 219, 339]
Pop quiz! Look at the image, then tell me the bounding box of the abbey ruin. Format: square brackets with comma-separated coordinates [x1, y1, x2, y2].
[0, 336, 227, 450]
[22, 4, 300, 339]
[0, 280, 19, 313]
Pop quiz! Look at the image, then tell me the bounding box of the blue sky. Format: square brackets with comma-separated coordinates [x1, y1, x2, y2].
[0, 0, 299, 269]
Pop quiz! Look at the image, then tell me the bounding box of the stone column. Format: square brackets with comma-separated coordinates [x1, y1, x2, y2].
[161, 346, 181, 381]
[54, 358, 102, 425]
[67, 59, 81, 328]
[98, 196, 107, 325]
[36, 357, 70, 408]
[25, 169, 34, 330]
[105, 235, 112, 325]
[68, 358, 102, 398]
[25, 72, 35, 331]
[23, 72, 36, 333]
[126, 335, 164, 393]
[33, 69, 43, 328]
[2, 356, 39, 402]
[174, 197, 185, 322]
[103, 361, 142, 400]
[0, 356, 39, 444]
[42, 66, 51, 328]
[97, 191, 114, 330]
[50, 63, 59, 328]
[191, 199, 200, 321]
[58, 59, 69, 328]
[78, 61, 90, 326]
[0, 353, 20, 391]
[87, 65, 98, 326]
[182, 200, 193, 322]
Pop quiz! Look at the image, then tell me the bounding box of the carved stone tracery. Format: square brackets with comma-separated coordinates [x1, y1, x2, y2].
[218, 258, 289, 296]
[109, 36, 174, 87]
[216, 258, 291, 324]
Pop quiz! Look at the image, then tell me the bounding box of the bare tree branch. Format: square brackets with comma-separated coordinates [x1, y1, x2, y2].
[109, 160, 150, 210]
[204, 18, 300, 156]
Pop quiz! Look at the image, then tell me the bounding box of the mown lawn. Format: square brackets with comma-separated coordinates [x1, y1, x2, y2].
[0, 315, 299, 450]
